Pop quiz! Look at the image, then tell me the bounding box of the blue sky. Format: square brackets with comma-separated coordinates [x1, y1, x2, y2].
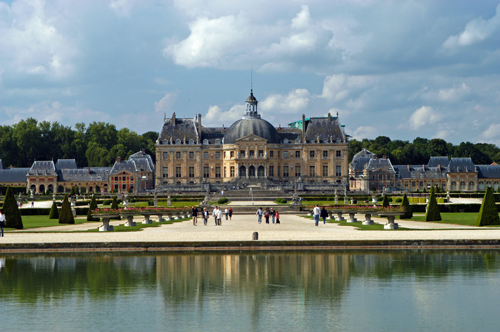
[1, 0, 500, 146]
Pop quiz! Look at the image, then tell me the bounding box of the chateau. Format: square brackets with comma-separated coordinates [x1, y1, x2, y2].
[349, 149, 500, 192]
[155, 90, 349, 192]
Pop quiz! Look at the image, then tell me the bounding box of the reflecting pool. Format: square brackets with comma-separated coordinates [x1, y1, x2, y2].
[1, 250, 499, 332]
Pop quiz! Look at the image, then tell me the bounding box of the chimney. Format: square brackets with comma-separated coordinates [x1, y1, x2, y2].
[422, 164, 425, 172]
[171, 112, 176, 126]
[328, 113, 331, 121]
[198, 113, 202, 140]
[88, 167, 90, 174]
[302, 114, 306, 142]
[438, 164, 441, 171]
[407, 165, 410, 172]
[373, 155, 377, 160]
[117, 156, 121, 163]
[141, 148, 145, 155]
[383, 155, 386, 159]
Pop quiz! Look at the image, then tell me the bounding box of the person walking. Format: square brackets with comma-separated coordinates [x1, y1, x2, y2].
[213, 206, 218, 226]
[0, 209, 5, 237]
[270, 208, 275, 224]
[313, 204, 321, 226]
[224, 207, 229, 220]
[192, 206, 198, 226]
[202, 207, 208, 226]
[256, 207, 263, 224]
[228, 207, 233, 220]
[275, 210, 280, 224]
[31, 200, 34, 208]
[320, 206, 328, 226]
[264, 208, 270, 224]
[217, 207, 222, 226]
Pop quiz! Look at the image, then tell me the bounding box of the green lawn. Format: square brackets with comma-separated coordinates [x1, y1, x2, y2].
[5, 215, 96, 230]
[410, 212, 500, 227]
[100, 201, 201, 208]
[302, 215, 407, 230]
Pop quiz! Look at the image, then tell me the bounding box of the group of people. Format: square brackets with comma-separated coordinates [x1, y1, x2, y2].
[255, 207, 280, 224]
[191, 206, 233, 226]
[312, 205, 329, 226]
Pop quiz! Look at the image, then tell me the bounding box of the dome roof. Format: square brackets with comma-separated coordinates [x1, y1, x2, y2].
[224, 118, 280, 144]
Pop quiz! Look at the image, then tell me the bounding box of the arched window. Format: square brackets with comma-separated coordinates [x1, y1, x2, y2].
[295, 138, 301, 143]
[468, 181, 475, 190]
[283, 138, 289, 144]
[175, 139, 181, 145]
[451, 181, 457, 191]
[460, 181, 466, 190]
[215, 139, 221, 145]
[310, 140, 315, 144]
[163, 139, 168, 144]
[203, 139, 209, 145]
[189, 139, 194, 145]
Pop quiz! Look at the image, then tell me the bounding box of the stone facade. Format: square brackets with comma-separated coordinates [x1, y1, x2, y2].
[155, 90, 349, 191]
[349, 150, 500, 192]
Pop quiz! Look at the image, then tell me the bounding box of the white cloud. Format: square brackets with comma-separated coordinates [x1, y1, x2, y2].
[203, 104, 244, 127]
[260, 89, 310, 114]
[351, 126, 377, 140]
[482, 123, 500, 139]
[437, 83, 470, 101]
[443, 4, 500, 49]
[408, 106, 442, 130]
[320, 74, 378, 101]
[154, 92, 178, 113]
[0, 0, 77, 78]
[291, 5, 311, 30]
[108, 0, 143, 17]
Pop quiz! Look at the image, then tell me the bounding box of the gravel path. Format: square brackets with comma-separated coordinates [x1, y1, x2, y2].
[2, 214, 500, 244]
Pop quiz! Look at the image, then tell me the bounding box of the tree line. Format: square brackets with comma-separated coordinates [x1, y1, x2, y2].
[0, 118, 158, 168]
[349, 136, 500, 165]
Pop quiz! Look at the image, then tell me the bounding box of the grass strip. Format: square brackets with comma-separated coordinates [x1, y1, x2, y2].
[410, 212, 500, 227]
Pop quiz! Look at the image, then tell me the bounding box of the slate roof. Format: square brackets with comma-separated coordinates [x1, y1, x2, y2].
[394, 165, 447, 180]
[110, 160, 137, 175]
[477, 165, 500, 179]
[159, 116, 198, 143]
[28, 161, 57, 176]
[56, 159, 78, 170]
[448, 157, 476, 172]
[129, 151, 155, 172]
[427, 156, 449, 168]
[350, 149, 375, 171]
[0, 168, 29, 183]
[225, 118, 280, 144]
[304, 117, 345, 143]
[0, 159, 3, 169]
[58, 168, 111, 182]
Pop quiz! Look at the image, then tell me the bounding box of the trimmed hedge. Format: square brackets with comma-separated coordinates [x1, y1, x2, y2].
[217, 197, 229, 204]
[49, 201, 59, 219]
[276, 198, 288, 204]
[58, 195, 74, 224]
[476, 187, 500, 226]
[3, 186, 23, 229]
[425, 187, 442, 222]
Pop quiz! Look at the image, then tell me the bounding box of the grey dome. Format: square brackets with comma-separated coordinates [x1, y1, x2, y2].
[224, 118, 280, 144]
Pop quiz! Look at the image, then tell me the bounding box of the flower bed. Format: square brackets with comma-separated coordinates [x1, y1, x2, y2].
[92, 207, 187, 215]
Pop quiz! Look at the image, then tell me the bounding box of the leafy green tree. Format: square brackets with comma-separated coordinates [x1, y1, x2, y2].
[3, 186, 23, 229]
[476, 187, 500, 226]
[425, 187, 441, 221]
[87, 195, 99, 221]
[59, 195, 75, 224]
[400, 193, 413, 219]
[49, 201, 59, 219]
[111, 196, 119, 209]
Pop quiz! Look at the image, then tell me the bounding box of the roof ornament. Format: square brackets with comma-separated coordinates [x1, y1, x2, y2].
[170, 136, 173, 145]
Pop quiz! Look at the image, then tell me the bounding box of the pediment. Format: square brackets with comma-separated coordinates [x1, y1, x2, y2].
[236, 134, 268, 142]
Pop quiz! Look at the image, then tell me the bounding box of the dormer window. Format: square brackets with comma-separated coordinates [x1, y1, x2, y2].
[295, 138, 301, 143]
[215, 139, 221, 145]
[175, 139, 181, 145]
[203, 139, 209, 145]
[189, 139, 194, 145]
[283, 138, 289, 144]
[163, 139, 168, 144]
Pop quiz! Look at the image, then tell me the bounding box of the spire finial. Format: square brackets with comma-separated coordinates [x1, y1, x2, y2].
[250, 65, 253, 91]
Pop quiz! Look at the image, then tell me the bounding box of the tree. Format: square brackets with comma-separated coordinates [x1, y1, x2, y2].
[382, 195, 389, 208]
[59, 195, 75, 224]
[111, 196, 121, 220]
[49, 201, 59, 219]
[476, 187, 500, 226]
[425, 187, 441, 221]
[70, 187, 76, 196]
[87, 195, 99, 221]
[400, 193, 413, 219]
[3, 186, 23, 229]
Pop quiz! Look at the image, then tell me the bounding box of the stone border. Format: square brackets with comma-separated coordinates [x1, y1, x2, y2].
[1, 239, 500, 253]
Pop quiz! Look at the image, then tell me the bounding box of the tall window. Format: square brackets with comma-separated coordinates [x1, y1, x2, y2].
[204, 152, 209, 159]
[163, 152, 168, 159]
[323, 165, 328, 177]
[216, 151, 221, 159]
[283, 166, 289, 177]
[223, 167, 226, 177]
[189, 167, 194, 178]
[258, 150, 264, 157]
[189, 151, 194, 159]
[176, 151, 181, 159]
[230, 166, 235, 177]
[323, 151, 328, 158]
[310, 166, 315, 177]
[295, 151, 300, 158]
[176, 167, 181, 178]
[336, 166, 341, 176]
[240, 150, 245, 157]
[249, 150, 255, 157]
[295, 166, 301, 177]
[336, 150, 341, 157]
[203, 167, 209, 178]
[162, 167, 168, 178]
[270, 151, 274, 158]
[277, 166, 280, 177]
[230, 151, 234, 158]
[310, 151, 315, 158]
[215, 167, 221, 178]
[284, 151, 289, 158]
[269, 165, 274, 177]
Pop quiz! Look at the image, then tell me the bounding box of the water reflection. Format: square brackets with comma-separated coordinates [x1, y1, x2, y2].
[0, 250, 499, 331]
